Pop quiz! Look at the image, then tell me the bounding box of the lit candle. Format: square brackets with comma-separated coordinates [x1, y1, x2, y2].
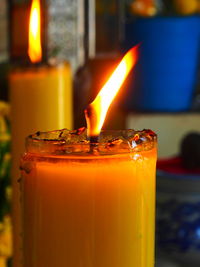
[21, 46, 157, 267]
[9, 0, 73, 265]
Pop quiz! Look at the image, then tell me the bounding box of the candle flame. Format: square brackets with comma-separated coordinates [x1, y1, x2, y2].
[85, 45, 138, 139]
[28, 0, 42, 63]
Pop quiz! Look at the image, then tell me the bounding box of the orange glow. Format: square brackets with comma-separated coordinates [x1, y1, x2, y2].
[28, 0, 42, 63]
[85, 45, 138, 138]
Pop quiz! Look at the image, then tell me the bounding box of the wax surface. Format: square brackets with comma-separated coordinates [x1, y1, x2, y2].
[9, 63, 73, 267]
[22, 148, 156, 267]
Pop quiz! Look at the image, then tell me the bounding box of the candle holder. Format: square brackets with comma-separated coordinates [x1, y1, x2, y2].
[20, 128, 157, 267]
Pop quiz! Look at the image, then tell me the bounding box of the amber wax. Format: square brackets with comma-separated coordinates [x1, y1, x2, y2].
[20, 128, 157, 267]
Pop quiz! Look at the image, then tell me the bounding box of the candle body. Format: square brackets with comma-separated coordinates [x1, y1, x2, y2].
[9, 62, 73, 267]
[21, 148, 156, 267]
[9, 63, 73, 133]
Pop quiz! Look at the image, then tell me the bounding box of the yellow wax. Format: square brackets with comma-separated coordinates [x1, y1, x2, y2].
[21, 148, 157, 267]
[0, 258, 6, 267]
[9, 62, 73, 267]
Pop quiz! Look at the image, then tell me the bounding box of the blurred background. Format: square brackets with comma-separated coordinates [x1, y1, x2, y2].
[1, 0, 200, 266]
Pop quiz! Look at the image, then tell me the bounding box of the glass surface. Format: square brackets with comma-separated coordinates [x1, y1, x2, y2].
[20, 129, 157, 267]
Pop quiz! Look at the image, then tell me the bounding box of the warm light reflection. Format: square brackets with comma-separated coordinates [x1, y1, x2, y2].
[28, 0, 42, 63]
[85, 45, 138, 138]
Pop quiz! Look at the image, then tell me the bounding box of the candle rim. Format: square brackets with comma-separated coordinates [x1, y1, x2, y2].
[9, 61, 70, 74]
[24, 128, 157, 156]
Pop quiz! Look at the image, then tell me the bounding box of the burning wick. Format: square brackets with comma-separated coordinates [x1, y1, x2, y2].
[85, 45, 139, 144]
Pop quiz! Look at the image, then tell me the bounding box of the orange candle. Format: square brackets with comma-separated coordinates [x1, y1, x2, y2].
[21, 129, 157, 267]
[20, 45, 157, 267]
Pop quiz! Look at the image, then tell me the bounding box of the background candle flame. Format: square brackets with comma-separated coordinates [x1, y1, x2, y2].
[85, 45, 139, 139]
[28, 0, 42, 63]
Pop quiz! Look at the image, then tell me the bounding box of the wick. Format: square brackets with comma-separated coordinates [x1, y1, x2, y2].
[89, 135, 99, 143]
[31, 61, 43, 67]
[85, 103, 101, 153]
[89, 135, 99, 154]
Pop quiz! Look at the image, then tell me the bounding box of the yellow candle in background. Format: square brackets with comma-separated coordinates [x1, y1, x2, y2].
[9, 61, 73, 267]
[9, 0, 73, 265]
[20, 129, 157, 267]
